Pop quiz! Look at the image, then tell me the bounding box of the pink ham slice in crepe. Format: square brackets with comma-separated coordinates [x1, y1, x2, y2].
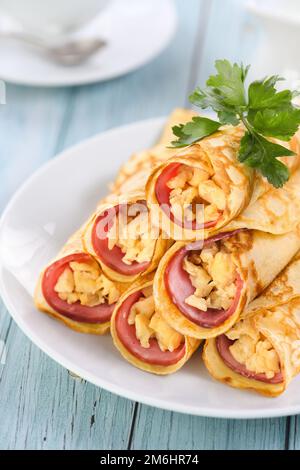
[153, 228, 300, 340]
[114, 290, 186, 366]
[111, 280, 201, 375]
[164, 230, 245, 328]
[91, 205, 150, 276]
[216, 334, 283, 384]
[42, 253, 116, 324]
[155, 162, 221, 230]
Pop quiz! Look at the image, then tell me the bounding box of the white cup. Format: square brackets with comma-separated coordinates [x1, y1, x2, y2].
[0, 0, 111, 36]
[246, 0, 300, 78]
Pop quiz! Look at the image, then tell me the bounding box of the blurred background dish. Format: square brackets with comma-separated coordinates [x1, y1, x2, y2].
[0, 0, 111, 37]
[0, 0, 177, 86]
[246, 0, 300, 80]
[0, 20, 107, 66]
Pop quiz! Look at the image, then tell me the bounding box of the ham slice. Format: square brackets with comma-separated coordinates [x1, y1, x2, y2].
[115, 290, 186, 366]
[155, 162, 220, 229]
[92, 204, 150, 275]
[42, 253, 114, 324]
[216, 334, 283, 384]
[164, 230, 245, 328]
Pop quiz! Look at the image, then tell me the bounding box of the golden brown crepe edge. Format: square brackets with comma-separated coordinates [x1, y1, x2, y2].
[110, 278, 201, 375]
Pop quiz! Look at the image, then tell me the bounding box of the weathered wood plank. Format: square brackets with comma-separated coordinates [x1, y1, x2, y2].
[0, 85, 72, 210]
[285, 416, 299, 449]
[0, 320, 135, 449]
[130, 406, 287, 450]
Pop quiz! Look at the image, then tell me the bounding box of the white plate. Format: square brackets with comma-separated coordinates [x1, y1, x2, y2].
[0, 0, 177, 87]
[1, 116, 300, 419]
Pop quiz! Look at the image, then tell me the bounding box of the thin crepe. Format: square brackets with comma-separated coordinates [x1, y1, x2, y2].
[35, 230, 129, 335]
[35, 109, 185, 331]
[146, 124, 300, 240]
[203, 252, 300, 396]
[111, 277, 200, 375]
[153, 228, 300, 339]
[83, 192, 171, 284]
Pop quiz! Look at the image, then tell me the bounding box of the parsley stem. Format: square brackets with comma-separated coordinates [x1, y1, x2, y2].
[239, 113, 253, 135]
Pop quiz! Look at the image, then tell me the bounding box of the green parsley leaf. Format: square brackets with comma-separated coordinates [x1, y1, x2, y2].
[248, 76, 293, 110]
[170, 117, 221, 148]
[217, 110, 239, 126]
[248, 107, 300, 141]
[189, 88, 239, 125]
[206, 59, 249, 107]
[189, 60, 249, 124]
[238, 131, 294, 187]
[172, 60, 300, 187]
[262, 158, 290, 188]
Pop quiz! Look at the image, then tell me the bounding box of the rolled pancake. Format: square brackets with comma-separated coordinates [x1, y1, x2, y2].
[153, 228, 300, 339]
[111, 277, 200, 375]
[112, 108, 197, 195]
[83, 192, 171, 284]
[35, 230, 129, 335]
[146, 126, 300, 240]
[203, 253, 300, 396]
[227, 161, 300, 234]
[35, 109, 186, 331]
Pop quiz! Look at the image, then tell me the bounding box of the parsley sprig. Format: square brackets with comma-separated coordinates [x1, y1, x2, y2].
[171, 60, 300, 188]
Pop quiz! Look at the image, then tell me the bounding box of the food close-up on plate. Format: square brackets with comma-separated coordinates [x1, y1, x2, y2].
[2, 94, 300, 419]
[3, 0, 300, 457]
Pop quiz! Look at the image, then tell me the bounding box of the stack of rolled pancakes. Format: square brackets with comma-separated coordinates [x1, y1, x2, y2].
[35, 109, 300, 394]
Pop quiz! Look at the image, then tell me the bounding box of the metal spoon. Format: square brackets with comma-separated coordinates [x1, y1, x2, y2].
[0, 27, 106, 66]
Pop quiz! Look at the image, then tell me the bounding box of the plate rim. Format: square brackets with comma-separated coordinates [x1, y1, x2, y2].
[0, 115, 299, 419]
[0, 0, 177, 87]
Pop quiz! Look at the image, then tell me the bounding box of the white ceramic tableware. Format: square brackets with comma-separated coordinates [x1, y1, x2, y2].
[1, 116, 300, 419]
[246, 0, 300, 77]
[0, 0, 111, 37]
[0, 0, 177, 86]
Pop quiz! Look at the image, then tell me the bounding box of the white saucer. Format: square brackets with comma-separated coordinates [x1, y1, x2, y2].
[0, 0, 177, 87]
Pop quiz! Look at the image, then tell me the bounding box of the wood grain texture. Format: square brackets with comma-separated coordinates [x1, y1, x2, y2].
[0, 86, 71, 211]
[286, 416, 298, 450]
[0, 318, 134, 450]
[0, 0, 298, 451]
[130, 406, 286, 450]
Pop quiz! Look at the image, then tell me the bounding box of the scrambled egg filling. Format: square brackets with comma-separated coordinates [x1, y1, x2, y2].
[128, 287, 184, 352]
[167, 165, 226, 223]
[54, 260, 120, 307]
[226, 319, 280, 379]
[184, 242, 236, 311]
[107, 207, 156, 265]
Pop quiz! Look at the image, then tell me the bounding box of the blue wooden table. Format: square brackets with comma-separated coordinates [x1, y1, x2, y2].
[1, 0, 300, 450]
